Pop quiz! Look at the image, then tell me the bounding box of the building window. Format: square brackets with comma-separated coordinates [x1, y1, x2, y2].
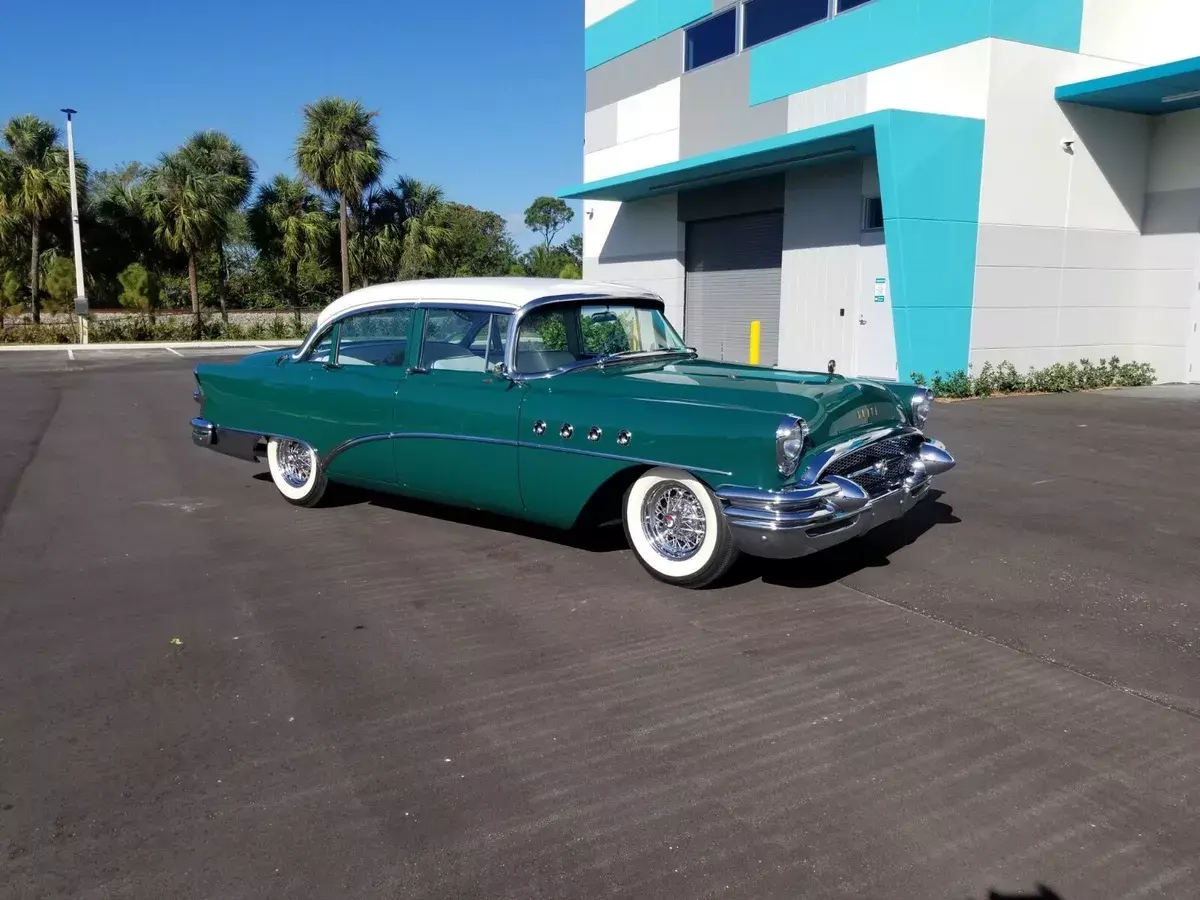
[837, 0, 876, 11]
[744, 0, 830, 50]
[685, 7, 737, 71]
[862, 197, 884, 231]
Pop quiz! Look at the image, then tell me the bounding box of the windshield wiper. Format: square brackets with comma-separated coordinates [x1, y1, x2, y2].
[594, 348, 696, 369]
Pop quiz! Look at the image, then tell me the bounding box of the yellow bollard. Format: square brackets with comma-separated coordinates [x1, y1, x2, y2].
[748, 320, 761, 366]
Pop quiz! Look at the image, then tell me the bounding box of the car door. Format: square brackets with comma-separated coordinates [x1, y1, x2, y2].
[302, 306, 415, 487]
[392, 307, 524, 515]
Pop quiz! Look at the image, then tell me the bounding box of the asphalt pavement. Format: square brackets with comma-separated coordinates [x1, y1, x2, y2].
[1, 351, 1197, 899]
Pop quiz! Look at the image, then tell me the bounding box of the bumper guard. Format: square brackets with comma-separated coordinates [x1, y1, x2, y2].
[716, 438, 955, 560]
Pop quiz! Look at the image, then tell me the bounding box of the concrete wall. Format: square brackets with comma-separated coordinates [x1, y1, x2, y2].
[971, 40, 1193, 381]
[583, 194, 686, 329]
[1080, 0, 1200, 65]
[779, 158, 894, 377]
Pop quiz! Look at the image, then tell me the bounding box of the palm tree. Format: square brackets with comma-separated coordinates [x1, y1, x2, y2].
[295, 98, 386, 296]
[393, 177, 449, 279]
[179, 132, 254, 323]
[0, 115, 76, 323]
[247, 175, 332, 322]
[348, 184, 402, 288]
[141, 150, 231, 333]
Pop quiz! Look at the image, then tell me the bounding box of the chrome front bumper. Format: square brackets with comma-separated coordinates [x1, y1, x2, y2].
[716, 438, 955, 560]
[191, 418, 263, 462]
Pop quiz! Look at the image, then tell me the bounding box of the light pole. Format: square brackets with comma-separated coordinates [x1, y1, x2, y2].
[62, 108, 88, 344]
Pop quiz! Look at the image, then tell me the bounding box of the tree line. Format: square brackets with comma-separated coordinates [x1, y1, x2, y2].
[0, 98, 580, 331]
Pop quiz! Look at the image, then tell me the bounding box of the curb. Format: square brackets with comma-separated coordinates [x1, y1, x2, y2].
[0, 340, 301, 353]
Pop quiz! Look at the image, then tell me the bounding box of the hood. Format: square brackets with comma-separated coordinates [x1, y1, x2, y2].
[548, 358, 908, 444]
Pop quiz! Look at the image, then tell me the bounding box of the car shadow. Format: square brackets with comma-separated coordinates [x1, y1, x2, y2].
[253, 472, 629, 553]
[253, 475, 959, 571]
[724, 489, 961, 590]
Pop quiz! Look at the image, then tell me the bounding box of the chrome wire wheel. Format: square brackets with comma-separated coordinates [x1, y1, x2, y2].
[641, 480, 707, 562]
[276, 439, 312, 488]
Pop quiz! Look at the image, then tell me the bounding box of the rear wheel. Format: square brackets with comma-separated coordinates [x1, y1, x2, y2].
[266, 437, 327, 507]
[622, 467, 739, 588]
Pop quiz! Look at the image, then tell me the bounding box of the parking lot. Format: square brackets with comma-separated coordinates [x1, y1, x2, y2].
[1, 349, 1198, 899]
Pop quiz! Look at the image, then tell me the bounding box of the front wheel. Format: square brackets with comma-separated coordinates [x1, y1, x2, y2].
[266, 437, 328, 507]
[622, 467, 739, 588]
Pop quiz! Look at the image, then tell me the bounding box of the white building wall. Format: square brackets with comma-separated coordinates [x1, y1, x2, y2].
[971, 40, 1192, 382]
[583, 194, 686, 329]
[584, 0, 636, 28]
[1080, 0, 1200, 65]
[582, 78, 685, 328]
[779, 158, 894, 378]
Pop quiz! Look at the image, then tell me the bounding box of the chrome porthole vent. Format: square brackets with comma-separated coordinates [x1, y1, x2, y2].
[560, 423, 574, 439]
[587, 426, 602, 442]
[616, 430, 632, 446]
[532, 420, 547, 436]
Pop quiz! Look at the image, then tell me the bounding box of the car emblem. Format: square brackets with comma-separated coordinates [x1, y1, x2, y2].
[857, 405, 878, 422]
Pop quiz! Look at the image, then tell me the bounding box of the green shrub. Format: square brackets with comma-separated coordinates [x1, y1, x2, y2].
[911, 356, 1156, 399]
[0, 323, 75, 344]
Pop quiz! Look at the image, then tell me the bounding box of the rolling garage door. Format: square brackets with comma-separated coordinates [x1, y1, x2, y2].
[684, 211, 783, 366]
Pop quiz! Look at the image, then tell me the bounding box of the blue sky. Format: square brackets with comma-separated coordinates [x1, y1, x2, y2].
[1, 0, 584, 249]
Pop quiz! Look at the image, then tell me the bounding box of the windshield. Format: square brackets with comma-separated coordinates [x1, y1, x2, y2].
[514, 303, 688, 375]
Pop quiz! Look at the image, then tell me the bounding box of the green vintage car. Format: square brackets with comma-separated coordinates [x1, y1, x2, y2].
[191, 277, 954, 587]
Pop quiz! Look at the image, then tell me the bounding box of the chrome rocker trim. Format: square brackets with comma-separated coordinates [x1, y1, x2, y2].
[716, 437, 955, 560]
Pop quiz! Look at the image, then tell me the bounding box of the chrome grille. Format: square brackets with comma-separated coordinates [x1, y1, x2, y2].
[824, 434, 922, 498]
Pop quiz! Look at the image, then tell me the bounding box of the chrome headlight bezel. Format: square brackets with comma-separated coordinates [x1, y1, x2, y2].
[775, 415, 810, 477]
[910, 388, 933, 427]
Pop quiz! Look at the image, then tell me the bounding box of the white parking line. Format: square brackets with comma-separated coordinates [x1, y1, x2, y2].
[164, 346, 184, 357]
[67, 348, 75, 361]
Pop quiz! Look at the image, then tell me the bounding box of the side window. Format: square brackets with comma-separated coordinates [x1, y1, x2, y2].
[421, 308, 492, 372]
[336, 308, 412, 367]
[304, 327, 336, 364]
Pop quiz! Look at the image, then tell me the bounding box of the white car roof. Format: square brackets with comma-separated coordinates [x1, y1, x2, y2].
[314, 277, 661, 329]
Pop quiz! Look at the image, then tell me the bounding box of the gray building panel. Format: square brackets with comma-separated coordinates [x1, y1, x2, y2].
[678, 175, 785, 222]
[585, 32, 684, 112]
[584, 104, 619, 154]
[679, 52, 789, 158]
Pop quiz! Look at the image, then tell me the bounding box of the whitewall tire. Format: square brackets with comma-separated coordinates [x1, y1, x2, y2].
[266, 437, 327, 507]
[622, 467, 739, 588]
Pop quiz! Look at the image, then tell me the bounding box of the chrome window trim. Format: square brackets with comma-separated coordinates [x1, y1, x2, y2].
[504, 292, 670, 380]
[292, 299, 515, 361]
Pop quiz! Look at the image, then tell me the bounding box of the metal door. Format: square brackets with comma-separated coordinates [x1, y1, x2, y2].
[684, 211, 783, 365]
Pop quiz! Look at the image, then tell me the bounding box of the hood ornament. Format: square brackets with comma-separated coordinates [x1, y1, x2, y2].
[828, 359, 837, 376]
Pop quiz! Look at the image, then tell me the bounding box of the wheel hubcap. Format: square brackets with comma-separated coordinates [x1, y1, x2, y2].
[278, 440, 312, 488]
[642, 481, 706, 561]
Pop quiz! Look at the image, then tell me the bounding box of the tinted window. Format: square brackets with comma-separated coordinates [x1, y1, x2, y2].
[685, 8, 737, 71]
[863, 197, 884, 231]
[336, 308, 412, 367]
[838, 0, 875, 11]
[744, 0, 828, 49]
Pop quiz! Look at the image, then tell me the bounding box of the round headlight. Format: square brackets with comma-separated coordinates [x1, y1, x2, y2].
[776, 416, 810, 477]
[910, 388, 933, 426]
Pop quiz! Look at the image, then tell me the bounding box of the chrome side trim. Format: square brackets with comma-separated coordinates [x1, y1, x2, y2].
[796, 425, 922, 486]
[522, 441, 733, 477]
[190, 419, 269, 463]
[321, 431, 518, 468]
[320, 430, 731, 477]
